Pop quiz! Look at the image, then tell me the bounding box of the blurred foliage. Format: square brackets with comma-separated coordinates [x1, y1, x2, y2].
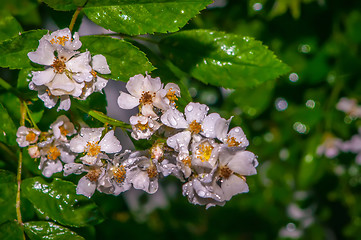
[0, 0, 361, 239]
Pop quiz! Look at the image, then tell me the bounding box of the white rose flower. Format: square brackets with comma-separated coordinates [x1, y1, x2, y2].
[50, 115, 76, 142]
[129, 114, 161, 140]
[16, 126, 41, 147]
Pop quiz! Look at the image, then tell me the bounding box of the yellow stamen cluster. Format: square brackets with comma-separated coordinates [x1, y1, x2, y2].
[50, 36, 69, 46]
[196, 142, 214, 162]
[86, 169, 101, 182]
[47, 146, 61, 161]
[51, 57, 66, 73]
[165, 88, 178, 104]
[147, 165, 158, 179]
[59, 125, 69, 136]
[219, 166, 233, 179]
[112, 165, 126, 183]
[226, 136, 241, 147]
[181, 156, 192, 168]
[139, 91, 155, 105]
[91, 69, 97, 78]
[26, 131, 37, 142]
[135, 121, 151, 132]
[86, 141, 101, 157]
[188, 120, 202, 134]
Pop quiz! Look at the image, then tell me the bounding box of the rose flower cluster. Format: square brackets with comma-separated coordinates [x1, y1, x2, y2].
[16, 28, 258, 209]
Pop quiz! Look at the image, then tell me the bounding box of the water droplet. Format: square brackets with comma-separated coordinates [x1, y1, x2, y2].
[234, 128, 240, 133]
[186, 105, 193, 112]
[198, 190, 205, 197]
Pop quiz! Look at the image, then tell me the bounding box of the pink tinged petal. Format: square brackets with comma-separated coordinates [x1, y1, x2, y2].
[28, 39, 55, 66]
[228, 127, 249, 148]
[99, 130, 122, 154]
[160, 108, 188, 128]
[47, 73, 75, 94]
[63, 163, 85, 176]
[76, 176, 97, 198]
[184, 102, 209, 123]
[117, 92, 139, 109]
[167, 131, 191, 153]
[221, 175, 249, 201]
[201, 113, 222, 138]
[32, 68, 56, 86]
[126, 74, 146, 97]
[92, 54, 111, 74]
[66, 51, 91, 73]
[94, 76, 108, 92]
[227, 151, 258, 176]
[58, 96, 71, 111]
[42, 160, 63, 178]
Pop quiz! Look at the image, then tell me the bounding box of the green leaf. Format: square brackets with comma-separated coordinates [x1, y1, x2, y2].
[80, 35, 154, 81]
[0, 222, 24, 240]
[0, 10, 23, 42]
[42, 0, 87, 11]
[230, 80, 275, 117]
[0, 30, 47, 70]
[24, 221, 85, 240]
[0, 103, 17, 145]
[160, 29, 290, 89]
[22, 177, 104, 227]
[83, 0, 213, 35]
[0, 170, 17, 225]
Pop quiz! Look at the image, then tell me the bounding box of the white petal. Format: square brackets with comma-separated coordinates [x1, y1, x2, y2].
[69, 135, 87, 153]
[28, 39, 55, 66]
[117, 92, 139, 109]
[145, 74, 162, 92]
[32, 68, 55, 86]
[126, 74, 146, 97]
[94, 76, 108, 92]
[66, 32, 82, 50]
[167, 131, 191, 153]
[42, 160, 63, 178]
[92, 54, 111, 74]
[226, 151, 258, 176]
[201, 113, 221, 138]
[184, 102, 209, 123]
[141, 104, 157, 118]
[160, 107, 188, 129]
[66, 51, 91, 73]
[227, 127, 248, 148]
[63, 163, 85, 176]
[99, 130, 122, 154]
[215, 117, 231, 141]
[58, 96, 71, 111]
[221, 175, 249, 201]
[73, 71, 93, 83]
[57, 47, 77, 62]
[76, 176, 97, 198]
[47, 73, 75, 94]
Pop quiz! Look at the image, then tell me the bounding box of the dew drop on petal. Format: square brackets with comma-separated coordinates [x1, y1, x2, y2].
[198, 190, 205, 197]
[187, 105, 194, 112]
[234, 128, 240, 133]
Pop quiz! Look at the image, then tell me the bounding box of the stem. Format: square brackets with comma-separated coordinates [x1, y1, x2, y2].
[69, 7, 83, 32]
[325, 76, 344, 131]
[23, 102, 39, 130]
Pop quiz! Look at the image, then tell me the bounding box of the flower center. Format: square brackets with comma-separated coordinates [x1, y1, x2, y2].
[91, 69, 97, 78]
[59, 125, 69, 136]
[139, 91, 155, 105]
[50, 36, 69, 46]
[47, 146, 61, 161]
[135, 121, 151, 132]
[196, 142, 214, 162]
[86, 141, 101, 157]
[147, 165, 158, 179]
[181, 156, 192, 167]
[86, 169, 101, 182]
[226, 136, 241, 147]
[165, 88, 178, 104]
[188, 120, 202, 134]
[51, 57, 66, 73]
[219, 166, 233, 179]
[26, 131, 37, 142]
[112, 165, 126, 183]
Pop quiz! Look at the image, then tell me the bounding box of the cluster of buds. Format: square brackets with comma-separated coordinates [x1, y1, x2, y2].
[28, 28, 110, 111]
[17, 28, 258, 209]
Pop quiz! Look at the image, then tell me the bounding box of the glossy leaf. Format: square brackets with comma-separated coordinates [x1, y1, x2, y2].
[83, 0, 213, 35]
[80, 35, 154, 81]
[24, 221, 85, 240]
[160, 30, 290, 89]
[42, 0, 87, 11]
[0, 30, 47, 69]
[0, 103, 17, 145]
[0, 222, 24, 240]
[0, 170, 17, 225]
[22, 177, 104, 227]
[0, 10, 23, 42]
